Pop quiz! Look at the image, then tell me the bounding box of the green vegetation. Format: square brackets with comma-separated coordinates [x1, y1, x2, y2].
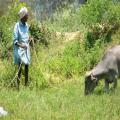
[1, 81, 120, 120]
[0, 0, 120, 119]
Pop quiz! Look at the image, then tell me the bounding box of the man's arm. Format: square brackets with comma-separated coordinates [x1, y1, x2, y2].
[15, 42, 27, 49]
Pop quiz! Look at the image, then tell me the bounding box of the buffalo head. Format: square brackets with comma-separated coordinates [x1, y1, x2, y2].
[84, 71, 98, 95]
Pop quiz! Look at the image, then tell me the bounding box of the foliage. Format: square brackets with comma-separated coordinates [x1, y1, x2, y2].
[48, 39, 105, 79]
[45, 0, 120, 80]
[76, 0, 120, 28]
[0, 1, 120, 119]
[1, 78, 120, 120]
[0, 60, 15, 89]
[78, 0, 120, 48]
[0, 0, 120, 90]
[0, 0, 26, 58]
[45, 7, 81, 32]
[0, 3, 120, 120]
[29, 62, 49, 90]
[0, 1, 51, 89]
[46, 0, 120, 48]
[29, 21, 52, 47]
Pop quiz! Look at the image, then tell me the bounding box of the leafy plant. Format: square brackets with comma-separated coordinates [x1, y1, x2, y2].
[0, 0, 26, 58]
[78, 0, 120, 48]
[29, 21, 52, 47]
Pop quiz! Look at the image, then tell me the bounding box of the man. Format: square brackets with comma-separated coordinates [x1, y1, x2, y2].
[13, 7, 30, 89]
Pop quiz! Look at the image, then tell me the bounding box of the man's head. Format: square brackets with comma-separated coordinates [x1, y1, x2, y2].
[18, 7, 28, 23]
[21, 14, 28, 23]
[84, 72, 98, 95]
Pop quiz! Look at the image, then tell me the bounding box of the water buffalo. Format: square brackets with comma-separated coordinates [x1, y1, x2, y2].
[85, 45, 120, 95]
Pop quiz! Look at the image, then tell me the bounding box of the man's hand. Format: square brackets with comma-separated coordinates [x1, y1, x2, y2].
[16, 42, 27, 49]
[29, 36, 34, 42]
[20, 44, 27, 49]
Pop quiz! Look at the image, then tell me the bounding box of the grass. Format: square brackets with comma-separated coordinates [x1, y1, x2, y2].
[0, 1, 120, 119]
[1, 78, 120, 120]
[0, 27, 120, 120]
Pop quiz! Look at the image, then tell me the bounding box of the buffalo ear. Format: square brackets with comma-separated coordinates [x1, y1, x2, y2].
[85, 71, 92, 77]
[85, 71, 92, 80]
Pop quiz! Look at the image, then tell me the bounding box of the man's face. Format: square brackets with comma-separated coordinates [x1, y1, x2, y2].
[21, 14, 28, 23]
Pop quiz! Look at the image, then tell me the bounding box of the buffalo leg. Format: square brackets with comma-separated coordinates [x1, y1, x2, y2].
[113, 78, 117, 89]
[104, 79, 109, 92]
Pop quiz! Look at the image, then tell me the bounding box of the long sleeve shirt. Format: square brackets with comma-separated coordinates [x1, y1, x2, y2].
[13, 21, 30, 65]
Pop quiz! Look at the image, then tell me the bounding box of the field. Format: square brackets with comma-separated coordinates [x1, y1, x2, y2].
[0, 0, 120, 119]
[1, 79, 120, 120]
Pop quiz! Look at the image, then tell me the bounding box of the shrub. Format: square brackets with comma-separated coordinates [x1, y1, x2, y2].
[78, 0, 120, 48]
[29, 21, 52, 47]
[48, 39, 105, 79]
[0, 0, 27, 58]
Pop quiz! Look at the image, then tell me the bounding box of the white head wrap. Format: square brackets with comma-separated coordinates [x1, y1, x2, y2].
[18, 7, 28, 19]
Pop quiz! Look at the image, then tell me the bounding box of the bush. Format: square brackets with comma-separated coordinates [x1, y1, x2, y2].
[78, 0, 120, 48]
[29, 21, 52, 47]
[48, 39, 105, 79]
[79, 0, 120, 28]
[0, 0, 27, 58]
